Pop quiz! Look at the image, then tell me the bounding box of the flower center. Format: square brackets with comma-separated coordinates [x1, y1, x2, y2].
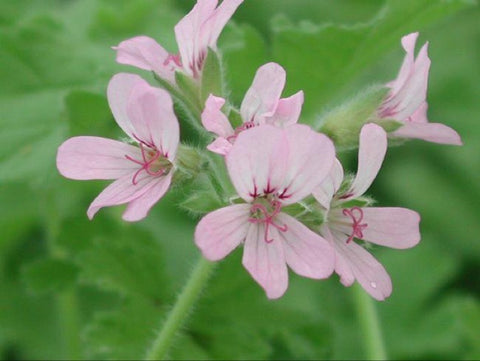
[125, 139, 171, 185]
[248, 198, 287, 243]
[342, 206, 368, 244]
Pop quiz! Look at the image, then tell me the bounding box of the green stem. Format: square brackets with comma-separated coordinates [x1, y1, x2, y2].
[352, 284, 387, 360]
[145, 257, 216, 360]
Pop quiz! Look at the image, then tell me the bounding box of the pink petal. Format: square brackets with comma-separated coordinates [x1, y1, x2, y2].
[242, 223, 288, 299]
[122, 173, 173, 222]
[313, 159, 344, 209]
[174, 0, 218, 76]
[113, 36, 175, 83]
[280, 124, 335, 204]
[240, 63, 286, 124]
[107, 73, 148, 140]
[226, 125, 288, 202]
[199, 0, 244, 50]
[126, 83, 180, 159]
[267, 90, 304, 127]
[359, 207, 421, 249]
[277, 213, 334, 279]
[201, 94, 234, 137]
[387, 32, 418, 95]
[409, 101, 429, 123]
[326, 228, 392, 301]
[345, 123, 387, 200]
[391, 42, 431, 121]
[87, 172, 160, 219]
[320, 226, 354, 287]
[195, 204, 251, 261]
[391, 121, 463, 145]
[57, 136, 141, 180]
[206, 137, 232, 155]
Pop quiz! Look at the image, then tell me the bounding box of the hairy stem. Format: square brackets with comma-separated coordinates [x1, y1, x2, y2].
[145, 257, 216, 360]
[352, 284, 388, 360]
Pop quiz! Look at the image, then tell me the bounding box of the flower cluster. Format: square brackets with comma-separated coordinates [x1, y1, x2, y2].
[56, 0, 462, 300]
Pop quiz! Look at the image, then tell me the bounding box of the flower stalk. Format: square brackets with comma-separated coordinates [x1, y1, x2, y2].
[352, 284, 388, 360]
[144, 257, 216, 360]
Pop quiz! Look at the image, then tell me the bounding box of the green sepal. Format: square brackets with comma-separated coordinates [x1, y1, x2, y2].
[201, 48, 224, 103]
[179, 173, 225, 215]
[175, 71, 202, 111]
[282, 197, 325, 231]
[339, 196, 374, 209]
[154, 71, 203, 129]
[375, 118, 404, 133]
[152, 71, 179, 97]
[317, 85, 388, 149]
[174, 144, 208, 183]
[228, 107, 243, 128]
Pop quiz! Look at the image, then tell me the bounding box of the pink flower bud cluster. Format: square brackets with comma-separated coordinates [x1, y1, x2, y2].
[56, 0, 462, 300]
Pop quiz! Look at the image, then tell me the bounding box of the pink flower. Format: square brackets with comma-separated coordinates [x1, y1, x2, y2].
[378, 32, 462, 145]
[113, 0, 243, 81]
[313, 123, 421, 300]
[195, 124, 335, 299]
[201, 62, 304, 155]
[56, 73, 179, 222]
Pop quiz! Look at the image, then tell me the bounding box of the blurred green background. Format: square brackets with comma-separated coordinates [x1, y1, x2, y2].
[0, 0, 479, 359]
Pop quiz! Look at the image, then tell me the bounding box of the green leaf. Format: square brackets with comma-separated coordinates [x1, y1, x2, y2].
[272, 0, 475, 121]
[201, 48, 224, 102]
[83, 296, 164, 360]
[186, 251, 335, 360]
[460, 298, 480, 359]
[219, 23, 267, 105]
[65, 90, 114, 137]
[76, 224, 171, 301]
[22, 258, 78, 294]
[270, 324, 333, 360]
[0, 184, 39, 252]
[0, 10, 112, 184]
[0, 232, 64, 359]
[380, 148, 480, 258]
[89, 0, 180, 47]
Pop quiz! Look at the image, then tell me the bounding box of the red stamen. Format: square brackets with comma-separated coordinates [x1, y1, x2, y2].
[342, 207, 368, 243]
[124, 143, 165, 185]
[248, 200, 288, 243]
